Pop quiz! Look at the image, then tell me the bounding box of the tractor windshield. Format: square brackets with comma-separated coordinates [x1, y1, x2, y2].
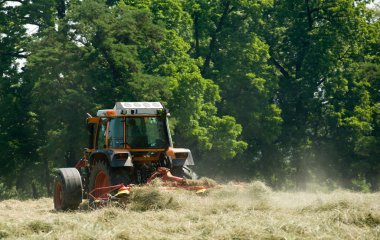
[126, 117, 169, 149]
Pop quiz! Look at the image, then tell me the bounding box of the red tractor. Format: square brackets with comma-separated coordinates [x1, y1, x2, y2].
[53, 102, 197, 210]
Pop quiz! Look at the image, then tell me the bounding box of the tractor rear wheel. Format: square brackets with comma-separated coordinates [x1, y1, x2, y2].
[54, 168, 83, 211]
[172, 166, 198, 180]
[88, 161, 131, 203]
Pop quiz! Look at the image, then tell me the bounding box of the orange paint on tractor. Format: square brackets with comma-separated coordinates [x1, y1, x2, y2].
[106, 110, 116, 117]
[165, 147, 175, 159]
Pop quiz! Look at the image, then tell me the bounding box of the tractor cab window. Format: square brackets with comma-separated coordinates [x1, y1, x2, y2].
[109, 118, 124, 148]
[97, 118, 107, 149]
[126, 117, 169, 148]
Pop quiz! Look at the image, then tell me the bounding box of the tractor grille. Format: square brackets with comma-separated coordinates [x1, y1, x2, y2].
[131, 151, 161, 161]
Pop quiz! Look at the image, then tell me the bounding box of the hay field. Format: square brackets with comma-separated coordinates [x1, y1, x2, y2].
[0, 181, 379, 240]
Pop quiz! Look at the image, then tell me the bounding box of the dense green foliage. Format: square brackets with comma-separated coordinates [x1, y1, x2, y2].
[0, 0, 379, 196]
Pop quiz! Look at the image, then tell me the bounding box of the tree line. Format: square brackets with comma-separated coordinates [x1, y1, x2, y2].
[0, 0, 379, 197]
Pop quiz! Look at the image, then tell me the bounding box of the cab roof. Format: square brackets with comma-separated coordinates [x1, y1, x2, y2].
[114, 102, 163, 110]
[97, 102, 164, 117]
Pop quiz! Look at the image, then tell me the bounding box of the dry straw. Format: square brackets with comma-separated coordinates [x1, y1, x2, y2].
[0, 181, 379, 239]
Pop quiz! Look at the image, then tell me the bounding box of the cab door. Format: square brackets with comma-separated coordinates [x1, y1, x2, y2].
[87, 117, 100, 151]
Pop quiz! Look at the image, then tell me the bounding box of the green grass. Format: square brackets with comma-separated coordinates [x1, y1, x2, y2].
[0, 182, 379, 239]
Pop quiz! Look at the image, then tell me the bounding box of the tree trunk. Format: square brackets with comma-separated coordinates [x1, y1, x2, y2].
[44, 157, 51, 196]
[56, 0, 66, 19]
[194, 12, 200, 58]
[201, 1, 231, 75]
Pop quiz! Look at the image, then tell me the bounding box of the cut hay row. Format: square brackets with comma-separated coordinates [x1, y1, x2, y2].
[0, 181, 379, 240]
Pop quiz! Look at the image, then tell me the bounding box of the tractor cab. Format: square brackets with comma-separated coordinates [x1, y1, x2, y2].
[91, 102, 171, 150]
[85, 102, 192, 165]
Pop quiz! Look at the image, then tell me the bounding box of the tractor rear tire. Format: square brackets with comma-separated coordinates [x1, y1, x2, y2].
[183, 166, 198, 180]
[54, 168, 83, 211]
[172, 166, 198, 180]
[88, 161, 131, 203]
